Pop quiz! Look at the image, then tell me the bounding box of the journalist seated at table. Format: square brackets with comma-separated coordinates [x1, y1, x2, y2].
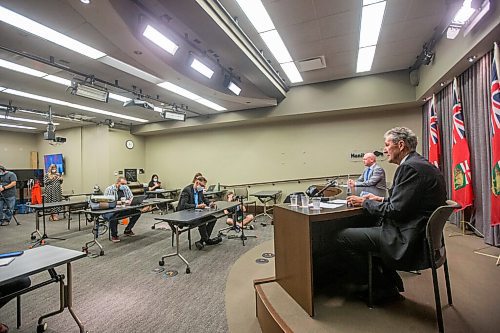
[178, 176, 220, 250]
[0, 277, 31, 333]
[335, 127, 447, 303]
[348, 152, 386, 190]
[103, 177, 142, 243]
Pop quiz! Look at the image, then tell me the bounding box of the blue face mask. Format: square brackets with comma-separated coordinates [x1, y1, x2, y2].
[119, 185, 126, 191]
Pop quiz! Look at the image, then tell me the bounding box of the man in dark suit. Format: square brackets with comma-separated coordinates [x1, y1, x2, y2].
[337, 127, 447, 301]
[348, 153, 386, 190]
[178, 176, 221, 250]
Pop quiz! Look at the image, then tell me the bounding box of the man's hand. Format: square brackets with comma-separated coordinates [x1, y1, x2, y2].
[347, 179, 355, 187]
[197, 203, 207, 209]
[0, 185, 3, 192]
[346, 195, 365, 207]
[362, 193, 384, 202]
[209, 202, 216, 209]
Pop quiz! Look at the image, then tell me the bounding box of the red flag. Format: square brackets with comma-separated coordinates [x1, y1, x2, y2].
[428, 94, 440, 169]
[451, 77, 474, 210]
[490, 42, 500, 225]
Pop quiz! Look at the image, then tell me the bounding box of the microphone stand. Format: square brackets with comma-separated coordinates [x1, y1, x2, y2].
[31, 194, 65, 247]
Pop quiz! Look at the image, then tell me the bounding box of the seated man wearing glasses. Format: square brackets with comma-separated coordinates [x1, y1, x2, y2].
[178, 176, 220, 250]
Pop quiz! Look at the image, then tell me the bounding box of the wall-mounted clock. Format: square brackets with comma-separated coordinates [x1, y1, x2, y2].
[125, 140, 134, 149]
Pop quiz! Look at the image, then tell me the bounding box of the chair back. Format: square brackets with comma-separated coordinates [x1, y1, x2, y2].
[426, 200, 461, 267]
[233, 186, 249, 199]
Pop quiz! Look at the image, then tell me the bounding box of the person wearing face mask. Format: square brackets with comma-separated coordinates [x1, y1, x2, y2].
[43, 163, 64, 221]
[103, 177, 141, 242]
[148, 174, 162, 191]
[0, 165, 17, 226]
[178, 175, 219, 250]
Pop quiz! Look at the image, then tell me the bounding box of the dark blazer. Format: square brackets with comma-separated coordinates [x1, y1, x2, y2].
[355, 163, 386, 190]
[362, 152, 447, 270]
[177, 184, 210, 211]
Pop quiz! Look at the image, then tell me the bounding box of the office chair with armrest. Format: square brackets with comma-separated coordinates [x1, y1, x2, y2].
[233, 186, 257, 215]
[367, 200, 461, 333]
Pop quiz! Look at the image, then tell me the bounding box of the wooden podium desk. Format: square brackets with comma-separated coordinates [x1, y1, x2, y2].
[273, 203, 365, 317]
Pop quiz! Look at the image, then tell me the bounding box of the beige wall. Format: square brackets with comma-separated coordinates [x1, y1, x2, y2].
[0, 131, 37, 169]
[35, 126, 146, 193]
[145, 108, 422, 198]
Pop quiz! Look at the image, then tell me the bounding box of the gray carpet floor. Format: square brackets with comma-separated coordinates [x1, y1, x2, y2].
[0, 209, 273, 333]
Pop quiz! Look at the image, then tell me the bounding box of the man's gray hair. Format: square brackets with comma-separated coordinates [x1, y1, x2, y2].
[116, 176, 127, 183]
[384, 127, 418, 151]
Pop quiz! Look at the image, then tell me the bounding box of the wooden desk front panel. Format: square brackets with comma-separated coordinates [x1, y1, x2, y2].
[274, 206, 314, 316]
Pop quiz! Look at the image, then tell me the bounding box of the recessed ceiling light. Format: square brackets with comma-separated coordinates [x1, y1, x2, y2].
[43, 75, 72, 86]
[467, 55, 477, 62]
[0, 5, 106, 59]
[227, 81, 241, 95]
[142, 25, 179, 56]
[356, 46, 376, 73]
[80, 0, 91, 4]
[452, 0, 476, 25]
[3, 115, 59, 125]
[280, 62, 303, 83]
[0, 88, 148, 123]
[0, 58, 47, 77]
[0, 122, 36, 130]
[190, 58, 214, 79]
[235, 0, 275, 33]
[260, 30, 293, 64]
[108, 93, 131, 103]
[440, 81, 446, 87]
[157, 81, 226, 111]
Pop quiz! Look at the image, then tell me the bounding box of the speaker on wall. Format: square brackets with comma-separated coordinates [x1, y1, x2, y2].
[409, 69, 420, 87]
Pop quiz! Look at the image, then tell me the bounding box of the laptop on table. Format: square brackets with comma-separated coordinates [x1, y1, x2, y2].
[130, 195, 146, 206]
[206, 185, 216, 192]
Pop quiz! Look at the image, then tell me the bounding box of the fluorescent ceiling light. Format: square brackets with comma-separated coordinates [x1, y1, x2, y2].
[0, 5, 106, 59]
[260, 30, 293, 64]
[4, 115, 59, 125]
[109, 93, 131, 103]
[143, 25, 179, 56]
[158, 82, 201, 100]
[227, 81, 241, 95]
[235, 0, 275, 33]
[196, 98, 226, 111]
[43, 75, 72, 86]
[363, 0, 384, 5]
[280, 62, 303, 83]
[0, 58, 47, 77]
[446, 25, 461, 39]
[357, 46, 376, 73]
[0, 88, 148, 123]
[190, 58, 214, 79]
[359, 1, 386, 48]
[0, 87, 5, 91]
[158, 81, 226, 111]
[0, 122, 36, 130]
[452, 0, 476, 24]
[99, 56, 162, 84]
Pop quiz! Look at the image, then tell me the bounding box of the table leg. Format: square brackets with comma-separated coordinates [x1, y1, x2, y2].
[159, 225, 191, 274]
[66, 262, 86, 333]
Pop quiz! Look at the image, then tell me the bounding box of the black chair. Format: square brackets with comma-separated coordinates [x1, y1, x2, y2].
[233, 186, 257, 214]
[367, 200, 461, 333]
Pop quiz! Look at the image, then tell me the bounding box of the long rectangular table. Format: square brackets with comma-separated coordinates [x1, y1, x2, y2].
[273, 203, 364, 316]
[28, 199, 89, 244]
[0, 246, 87, 332]
[154, 201, 239, 274]
[81, 198, 173, 256]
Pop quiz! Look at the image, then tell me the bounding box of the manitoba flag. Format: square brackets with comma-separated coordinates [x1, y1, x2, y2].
[428, 94, 440, 168]
[451, 77, 474, 210]
[490, 42, 500, 225]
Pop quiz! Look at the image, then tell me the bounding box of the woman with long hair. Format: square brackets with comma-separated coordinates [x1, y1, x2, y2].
[44, 163, 63, 221]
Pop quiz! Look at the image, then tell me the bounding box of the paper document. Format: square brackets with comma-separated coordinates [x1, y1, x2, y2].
[320, 202, 343, 209]
[328, 199, 347, 205]
[0, 257, 15, 266]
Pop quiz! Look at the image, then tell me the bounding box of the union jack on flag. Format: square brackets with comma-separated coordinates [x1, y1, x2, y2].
[452, 79, 465, 144]
[491, 56, 500, 136]
[430, 101, 439, 144]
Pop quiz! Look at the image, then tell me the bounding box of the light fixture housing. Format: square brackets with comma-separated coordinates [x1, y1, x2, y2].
[72, 82, 109, 102]
[143, 25, 179, 56]
[123, 99, 155, 110]
[227, 81, 241, 95]
[190, 58, 214, 79]
[161, 109, 186, 121]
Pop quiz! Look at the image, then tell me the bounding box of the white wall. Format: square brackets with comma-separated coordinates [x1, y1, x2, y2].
[0, 130, 37, 169]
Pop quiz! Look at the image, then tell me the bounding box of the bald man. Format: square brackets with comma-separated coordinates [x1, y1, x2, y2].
[348, 153, 386, 190]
